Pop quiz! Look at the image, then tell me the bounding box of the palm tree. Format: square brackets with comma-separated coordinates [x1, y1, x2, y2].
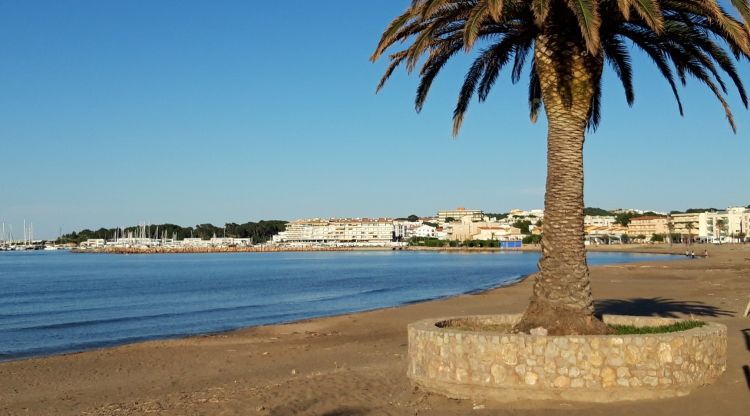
[715, 218, 726, 243]
[372, 1, 749, 335]
[666, 220, 675, 247]
[685, 221, 696, 245]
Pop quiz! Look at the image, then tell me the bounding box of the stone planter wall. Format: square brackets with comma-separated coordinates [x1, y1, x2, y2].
[408, 314, 726, 402]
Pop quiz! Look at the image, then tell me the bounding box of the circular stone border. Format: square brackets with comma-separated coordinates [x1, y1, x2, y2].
[407, 314, 726, 403]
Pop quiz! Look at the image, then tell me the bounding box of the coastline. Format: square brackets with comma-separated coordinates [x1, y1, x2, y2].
[1, 244, 747, 415]
[70, 243, 693, 256]
[0, 249, 669, 363]
[70, 246, 394, 254]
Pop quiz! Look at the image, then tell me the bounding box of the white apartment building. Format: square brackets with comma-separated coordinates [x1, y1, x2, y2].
[699, 207, 750, 242]
[209, 237, 252, 246]
[274, 219, 333, 243]
[393, 220, 422, 240]
[437, 208, 483, 224]
[584, 215, 616, 227]
[80, 239, 106, 248]
[410, 224, 437, 238]
[273, 218, 397, 245]
[509, 209, 544, 219]
[472, 225, 524, 241]
[181, 238, 211, 247]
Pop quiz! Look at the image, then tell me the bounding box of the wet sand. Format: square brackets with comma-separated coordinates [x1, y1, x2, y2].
[1, 244, 749, 415]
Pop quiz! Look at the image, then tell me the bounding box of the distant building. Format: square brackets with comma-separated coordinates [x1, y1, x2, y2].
[627, 215, 669, 240]
[584, 215, 616, 227]
[669, 213, 701, 241]
[410, 224, 437, 238]
[272, 218, 398, 246]
[509, 209, 544, 219]
[437, 208, 483, 225]
[80, 239, 106, 248]
[209, 237, 252, 246]
[699, 207, 750, 242]
[449, 216, 523, 241]
[585, 225, 628, 244]
[471, 225, 523, 241]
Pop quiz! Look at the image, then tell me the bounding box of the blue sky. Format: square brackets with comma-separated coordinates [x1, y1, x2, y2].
[1, 1, 749, 238]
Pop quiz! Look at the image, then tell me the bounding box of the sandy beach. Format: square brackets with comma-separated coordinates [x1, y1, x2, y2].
[1, 244, 749, 416]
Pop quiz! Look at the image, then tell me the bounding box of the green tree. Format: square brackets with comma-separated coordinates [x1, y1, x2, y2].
[584, 207, 613, 216]
[407, 214, 420, 222]
[523, 234, 543, 244]
[715, 218, 726, 243]
[666, 221, 675, 246]
[512, 220, 533, 234]
[486, 212, 510, 220]
[685, 221, 696, 245]
[372, 0, 749, 335]
[686, 208, 719, 213]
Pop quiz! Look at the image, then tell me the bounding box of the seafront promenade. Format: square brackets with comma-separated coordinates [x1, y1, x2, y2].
[1, 244, 748, 415]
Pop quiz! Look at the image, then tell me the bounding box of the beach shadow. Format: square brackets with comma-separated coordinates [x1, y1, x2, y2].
[743, 366, 750, 391]
[321, 408, 369, 416]
[270, 403, 368, 416]
[594, 297, 734, 318]
[743, 329, 750, 351]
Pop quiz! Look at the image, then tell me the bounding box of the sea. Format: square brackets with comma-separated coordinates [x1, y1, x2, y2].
[0, 250, 669, 361]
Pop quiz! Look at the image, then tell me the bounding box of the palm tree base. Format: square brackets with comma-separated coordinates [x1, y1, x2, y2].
[513, 298, 613, 335]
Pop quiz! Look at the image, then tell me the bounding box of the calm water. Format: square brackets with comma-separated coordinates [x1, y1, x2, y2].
[0, 250, 669, 360]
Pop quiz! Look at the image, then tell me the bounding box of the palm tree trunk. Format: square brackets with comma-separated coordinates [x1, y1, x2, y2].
[514, 27, 610, 335]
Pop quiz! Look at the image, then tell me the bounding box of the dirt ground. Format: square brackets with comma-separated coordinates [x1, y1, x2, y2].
[1, 244, 748, 416]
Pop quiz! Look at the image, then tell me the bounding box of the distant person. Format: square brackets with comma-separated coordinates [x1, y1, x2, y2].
[685, 250, 690, 257]
[690, 250, 695, 259]
[703, 249, 708, 258]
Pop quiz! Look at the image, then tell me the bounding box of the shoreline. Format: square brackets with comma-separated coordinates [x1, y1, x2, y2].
[0, 248, 677, 363]
[70, 246, 394, 254]
[1, 244, 747, 415]
[67, 243, 709, 256]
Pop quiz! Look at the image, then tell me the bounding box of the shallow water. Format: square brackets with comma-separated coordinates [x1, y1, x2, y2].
[0, 250, 669, 360]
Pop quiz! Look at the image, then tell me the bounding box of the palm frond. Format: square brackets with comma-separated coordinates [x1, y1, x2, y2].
[566, 0, 602, 54]
[464, 2, 490, 50]
[372, 0, 747, 133]
[487, 0, 505, 22]
[602, 36, 634, 105]
[587, 74, 603, 130]
[528, 62, 543, 123]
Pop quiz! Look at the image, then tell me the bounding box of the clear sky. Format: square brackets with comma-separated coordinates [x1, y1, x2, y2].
[1, 1, 749, 238]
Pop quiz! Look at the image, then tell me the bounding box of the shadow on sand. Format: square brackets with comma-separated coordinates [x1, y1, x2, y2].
[594, 297, 734, 318]
[270, 403, 369, 416]
[743, 329, 750, 390]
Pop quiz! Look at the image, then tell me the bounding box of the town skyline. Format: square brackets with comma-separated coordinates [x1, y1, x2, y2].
[2, 1, 749, 239]
[5, 203, 749, 241]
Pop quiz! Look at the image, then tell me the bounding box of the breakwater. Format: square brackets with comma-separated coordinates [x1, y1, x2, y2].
[72, 246, 392, 254]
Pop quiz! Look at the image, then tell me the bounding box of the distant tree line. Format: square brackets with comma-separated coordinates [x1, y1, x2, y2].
[485, 212, 510, 220]
[409, 237, 503, 248]
[583, 207, 614, 216]
[57, 220, 288, 244]
[669, 208, 720, 214]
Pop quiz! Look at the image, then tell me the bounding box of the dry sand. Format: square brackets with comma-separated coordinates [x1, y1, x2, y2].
[1, 244, 749, 415]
